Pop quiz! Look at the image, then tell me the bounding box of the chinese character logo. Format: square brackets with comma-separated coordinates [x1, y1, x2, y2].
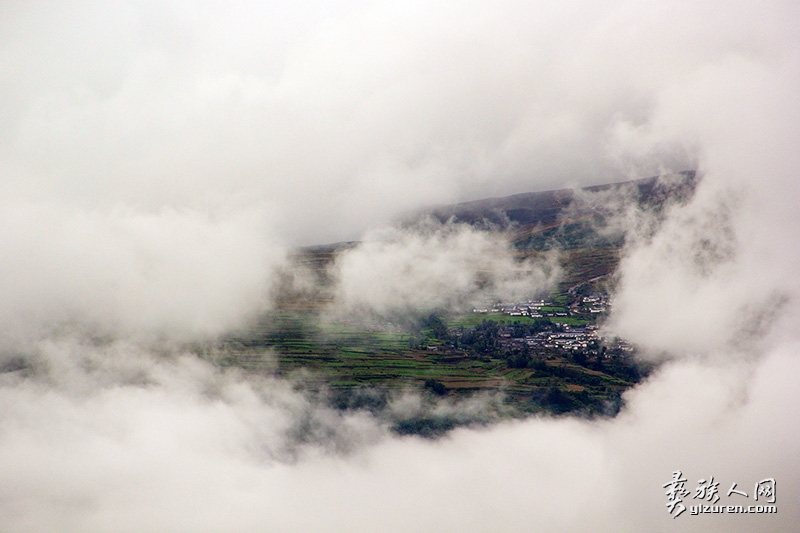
[667, 472, 778, 518]
[692, 476, 720, 504]
[727, 482, 748, 498]
[754, 478, 776, 504]
[663, 471, 689, 518]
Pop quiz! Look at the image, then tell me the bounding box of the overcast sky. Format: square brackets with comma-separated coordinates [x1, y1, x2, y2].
[1, 1, 799, 531]
[0, 0, 752, 244]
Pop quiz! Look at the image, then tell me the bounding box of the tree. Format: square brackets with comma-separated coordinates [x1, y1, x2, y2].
[507, 352, 530, 369]
[424, 378, 448, 396]
[423, 313, 449, 341]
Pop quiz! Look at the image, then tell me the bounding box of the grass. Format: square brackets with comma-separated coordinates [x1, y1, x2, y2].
[222, 319, 635, 405]
[450, 313, 590, 328]
[450, 313, 543, 328]
[550, 317, 590, 326]
[218, 303, 640, 421]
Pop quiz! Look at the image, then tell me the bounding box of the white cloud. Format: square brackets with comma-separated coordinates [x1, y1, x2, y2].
[608, 52, 800, 357]
[330, 221, 559, 316]
[0, 0, 798, 531]
[1, 342, 796, 531]
[0, 201, 284, 344]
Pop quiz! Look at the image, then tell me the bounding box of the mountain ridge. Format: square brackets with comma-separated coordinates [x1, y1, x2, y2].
[303, 170, 697, 254]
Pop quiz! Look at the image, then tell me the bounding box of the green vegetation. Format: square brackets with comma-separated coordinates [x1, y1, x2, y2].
[214, 173, 698, 435]
[219, 302, 646, 427]
[451, 313, 544, 327]
[214, 263, 645, 439]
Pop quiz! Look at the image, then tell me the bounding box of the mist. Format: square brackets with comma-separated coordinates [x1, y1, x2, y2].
[329, 221, 559, 318]
[1, 0, 799, 531]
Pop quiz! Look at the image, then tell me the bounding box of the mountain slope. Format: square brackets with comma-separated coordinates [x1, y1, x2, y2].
[423, 170, 697, 249]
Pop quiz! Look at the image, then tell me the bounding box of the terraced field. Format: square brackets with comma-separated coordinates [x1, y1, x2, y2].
[214, 173, 693, 424]
[220, 312, 641, 418]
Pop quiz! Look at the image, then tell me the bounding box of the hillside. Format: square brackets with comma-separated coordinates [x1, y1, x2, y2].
[425, 170, 696, 247]
[302, 170, 697, 291]
[220, 171, 698, 433]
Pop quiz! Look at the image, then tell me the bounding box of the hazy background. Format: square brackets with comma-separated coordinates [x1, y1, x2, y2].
[1, 0, 799, 531]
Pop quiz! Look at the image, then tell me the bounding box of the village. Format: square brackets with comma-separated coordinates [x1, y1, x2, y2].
[432, 292, 637, 360]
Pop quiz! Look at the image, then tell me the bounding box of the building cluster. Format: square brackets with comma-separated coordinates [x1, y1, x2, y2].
[577, 295, 608, 314]
[473, 294, 613, 319]
[468, 293, 634, 356]
[473, 299, 551, 317]
[496, 325, 634, 356]
[497, 325, 598, 352]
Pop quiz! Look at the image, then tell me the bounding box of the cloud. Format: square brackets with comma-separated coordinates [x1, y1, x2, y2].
[1, 342, 796, 531]
[329, 220, 559, 317]
[0, 0, 798, 531]
[0, 201, 285, 345]
[607, 51, 800, 357]
[0, 0, 751, 245]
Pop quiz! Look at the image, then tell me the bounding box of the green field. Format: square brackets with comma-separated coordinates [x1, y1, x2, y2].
[219, 310, 641, 423]
[205, 173, 692, 436]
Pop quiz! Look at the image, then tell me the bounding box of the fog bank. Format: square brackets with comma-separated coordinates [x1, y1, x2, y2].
[1, 0, 799, 531]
